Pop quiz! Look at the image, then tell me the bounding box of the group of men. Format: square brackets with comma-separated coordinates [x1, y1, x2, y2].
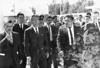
[0, 12, 60, 68]
[0, 12, 100, 68]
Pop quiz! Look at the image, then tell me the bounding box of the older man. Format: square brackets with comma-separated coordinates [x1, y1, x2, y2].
[0, 20, 15, 68]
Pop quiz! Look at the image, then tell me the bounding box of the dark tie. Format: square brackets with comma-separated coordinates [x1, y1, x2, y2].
[69, 27, 73, 45]
[35, 27, 39, 34]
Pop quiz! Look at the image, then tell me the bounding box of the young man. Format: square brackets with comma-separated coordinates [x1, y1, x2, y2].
[57, 15, 78, 68]
[25, 15, 48, 68]
[46, 16, 59, 68]
[12, 13, 29, 68]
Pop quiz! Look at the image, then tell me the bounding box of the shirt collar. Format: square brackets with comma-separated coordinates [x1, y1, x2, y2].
[31, 25, 38, 31]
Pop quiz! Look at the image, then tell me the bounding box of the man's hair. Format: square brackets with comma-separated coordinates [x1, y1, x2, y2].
[86, 13, 91, 16]
[79, 15, 83, 17]
[69, 15, 74, 21]
[17, 12, 24, 17]
[52, 15, 57, 19]
[8, 20, 12, 23]
[31, 15, 39, 19]
[65, 15, 74, 21]
[47, 16, 52, 20]
[39, 15, 44, 20]
[86, 15, 90, 18]
[64, 15, 70, 19]
[32, 15, 36, 18]
[94, 11, 99, 15]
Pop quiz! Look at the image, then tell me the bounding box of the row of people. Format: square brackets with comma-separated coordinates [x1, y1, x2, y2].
[0, 12, 100, 68]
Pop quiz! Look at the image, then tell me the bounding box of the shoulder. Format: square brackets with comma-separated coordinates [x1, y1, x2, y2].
[25, 26, 32, 33]
[13, 23, 19, 30]
[59, 25, 66, 30]
[24, 24, 29, 27]
[13, 23, 19, 27]
[12, 31, 19, 35]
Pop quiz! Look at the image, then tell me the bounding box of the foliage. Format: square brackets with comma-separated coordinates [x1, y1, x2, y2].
[48, 0, 94, 15]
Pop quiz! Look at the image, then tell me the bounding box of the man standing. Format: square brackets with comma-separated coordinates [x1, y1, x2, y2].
[25, 15, 48, 68]
[46, 16, 59, 68]
[57, 15, 77, 68]
[13, 13, 29, 68]
[38, 15, 49, 68]
[0, 20, 14, 68]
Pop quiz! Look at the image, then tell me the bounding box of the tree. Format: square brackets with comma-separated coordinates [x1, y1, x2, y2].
[63, 2, 70, 14]
[48, 0, 94, 15]
[48, 4, 60, 15]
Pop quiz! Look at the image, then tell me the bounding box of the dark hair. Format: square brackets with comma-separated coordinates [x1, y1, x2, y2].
[94, 11, 99, 15]
[70, 15, 74, 21]
[31, 15, 39, 19]
[8, 20, 12, 23]
[65, 15, 70, 19]
[47, 16, 52, 20]
[86, 15, 90, 18]
[32, 15, 36, 18]
[52, 16, 57, 19]
[39, 15, 44, 20]
[17, 12, 24, 17]
[87, 13, 91, 16]
[79, 15, 83, 17]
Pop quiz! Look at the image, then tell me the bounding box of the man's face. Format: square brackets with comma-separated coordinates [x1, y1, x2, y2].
[60, 17, 63, 22]
[39, 20, 44, 27]
[53, 17, 57, 23]
[18, 15, 24, 24]
[5, 23, 13, 33]
[47, 17, 52, 25]
[65, 17, 73, 27]
[31, 16, 38, 27]
[79, 16, 82, 20]
[86, 16, 90, 21]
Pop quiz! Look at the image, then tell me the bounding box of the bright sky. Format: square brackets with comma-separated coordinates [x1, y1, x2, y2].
[0, 0, 99, 16]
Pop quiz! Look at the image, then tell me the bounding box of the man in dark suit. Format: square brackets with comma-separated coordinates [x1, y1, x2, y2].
[57, 15, 78, 68]
[38, 15, 49, 68]
[25, 15, 48, 68]
[12, 13, 29, 68]
[45, 16, 59, 68]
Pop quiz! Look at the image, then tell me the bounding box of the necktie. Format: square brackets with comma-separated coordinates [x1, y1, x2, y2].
[20, 24, 23, 29]
[35, 27, 39, 34]
[49, 26, 53, 41]
[69, 27, 73, 45]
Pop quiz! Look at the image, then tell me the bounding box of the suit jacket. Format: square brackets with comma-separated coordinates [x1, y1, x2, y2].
[0, 33, 13, 67]
[57, 25, 70, 51]
[57, 24, 80, 51]
[12, 31, 21, 63]
[24, 26, 49, 57]
[13, 23, 29, 51]
[46, 25, 59, 49]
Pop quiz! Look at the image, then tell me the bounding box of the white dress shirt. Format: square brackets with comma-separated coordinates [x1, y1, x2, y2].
[31, 25, 39, 33]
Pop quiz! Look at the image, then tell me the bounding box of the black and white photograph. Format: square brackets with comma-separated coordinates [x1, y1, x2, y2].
[0, 0, 100, 68]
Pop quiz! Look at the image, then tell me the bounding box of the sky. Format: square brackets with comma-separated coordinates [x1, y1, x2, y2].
[0, 0, 99, 16]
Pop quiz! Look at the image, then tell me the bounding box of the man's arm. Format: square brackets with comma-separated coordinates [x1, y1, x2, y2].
[12, 32, 21, 63]
[24, 30, 31, 57]
[57, 27, 63, 52]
